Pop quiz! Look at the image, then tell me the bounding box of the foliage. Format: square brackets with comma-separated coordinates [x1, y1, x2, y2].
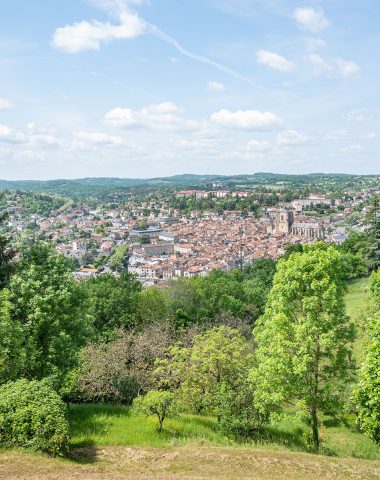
[77, 323, 174, 403]
[0, 289, 24, 384]
[133, 390, 178, 432]
[109, 245, 129, 272]
[155, 326, 263, 436]
[252, 243, 355, 452]
[355, 271, 380, 445]
[81, 272, 140, 339]
[9, 243, 90, 384]
[0, 200, 16, 289]
[0, 379, 70, 456]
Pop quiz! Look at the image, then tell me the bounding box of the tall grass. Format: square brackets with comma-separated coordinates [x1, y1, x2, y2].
[69, 404, 380, 460]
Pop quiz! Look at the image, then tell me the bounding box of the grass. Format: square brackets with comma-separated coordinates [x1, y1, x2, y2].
[69, 404, 380, 461]
[345, 276, 371, 364]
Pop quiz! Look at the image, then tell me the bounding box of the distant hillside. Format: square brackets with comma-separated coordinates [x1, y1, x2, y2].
[0, 172, 376, 197]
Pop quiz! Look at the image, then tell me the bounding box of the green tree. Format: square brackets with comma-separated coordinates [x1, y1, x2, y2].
[0, 289, 24, 384]
[354, 270, 380, 444]
[133, 390, 178, 433]
[9, 243, 89, 383]
[109, 245, 129, 272]
[82, 272, 140, 338]
[136, 287, 168, 325]
[156, 326, 255, 424]
[0, 198, 16, 289]
[251, 243, 355, 452]
[364, 195, 380, 271]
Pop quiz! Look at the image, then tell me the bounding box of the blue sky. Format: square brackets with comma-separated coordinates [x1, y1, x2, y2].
[0, 0, 379, 179]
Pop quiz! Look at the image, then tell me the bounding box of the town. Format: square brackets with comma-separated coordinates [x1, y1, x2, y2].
[2, 175, 378, 287]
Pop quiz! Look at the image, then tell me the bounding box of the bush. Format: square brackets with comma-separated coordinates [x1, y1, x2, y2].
[0, 379, 70, 456]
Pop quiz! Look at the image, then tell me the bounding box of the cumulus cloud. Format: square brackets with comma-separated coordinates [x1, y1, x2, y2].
[277, 129, 310, 145]
[73, 131, 124, 149]
[247, 140, 272, 152]
[342, 109, 373, 122]
[208, 80, 225, 91]
[303, 37, 326, 52]
[294, 7, 329, 33]
[105, 102, 201, 131]
[309, 54, 360, 78]
[52, 11, 145, 53]
[340, 144, 362, 153]
[324, 130, 348, 140]
[211, 109, 282, 130]
[366, 132, 378, 140]
[0, 98, 12, 110]
[0, 124, 27, 144]
[256, 50, 295, 72]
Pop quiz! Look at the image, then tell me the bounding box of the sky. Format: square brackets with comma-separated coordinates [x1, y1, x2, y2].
[0, 0, 379, 180]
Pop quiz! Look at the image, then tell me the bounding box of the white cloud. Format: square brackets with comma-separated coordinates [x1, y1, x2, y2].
[342, 109, 373, 122]
[294, 7, 329, 33]
[304, 37, 326, 52]
[211, 109, 282, 130]
[247, 140, 272, 152]
[0, 124, 27, 144]
[0, 98, 12, 110]
[52, 11, 145, 53]
[208, 80, 225, 91]
[256, 50, 295, 72]
[105, 102, 201, 131]
[366, 132, 378, 140]
[73, 131, 124, 149]
[309, 55, 360, 78]
[340, 144, 363, 153]
[277, 129, 310, 146]
[324, 130, 348, 140]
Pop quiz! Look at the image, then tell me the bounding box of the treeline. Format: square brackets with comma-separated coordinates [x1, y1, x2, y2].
[0, 198, 380, 456]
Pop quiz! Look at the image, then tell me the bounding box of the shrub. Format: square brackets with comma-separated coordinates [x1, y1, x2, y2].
[0, 379, 70, 456]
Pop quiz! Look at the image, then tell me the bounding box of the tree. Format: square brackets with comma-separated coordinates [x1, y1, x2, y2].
[109, 245, 129, 272]
[251, 243, 355, 452]
[354, 270, 380, 444]
[133, 390, 178, 433]
[9, 243, 89, 383]
[156, 326, 256, 426]
[0, 289, 24, 384]
[0, 197, 16, 289]
[82, 272, 140, 338]
[365, 195, 380, 271]
[135, 287, 168, 325]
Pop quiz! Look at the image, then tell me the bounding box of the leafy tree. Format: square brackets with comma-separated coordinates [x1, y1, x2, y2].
[9, 243, 89, 383]
[0, 198, 15, 289]
[251, 243, 355, 452]
[354, 270, 380, 444]
[133, 390, 178, 433]
[109, 245, 129, 272]
[135, 287, 168, 325]
[82, 272, 140, 338]
[156, 326, 255, 426]
[365, 195, 380, 271]
[0, 289, 24, 384]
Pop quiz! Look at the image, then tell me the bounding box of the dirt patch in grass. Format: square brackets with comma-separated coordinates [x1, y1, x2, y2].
[1, 446, 379, 480]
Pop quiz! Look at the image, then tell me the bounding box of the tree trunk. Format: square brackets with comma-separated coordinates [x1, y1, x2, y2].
[311, 405, 319, 452]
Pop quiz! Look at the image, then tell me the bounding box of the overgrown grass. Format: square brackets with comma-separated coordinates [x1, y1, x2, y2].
[69, 404, 380, 460]
[345, 276, 371, 364]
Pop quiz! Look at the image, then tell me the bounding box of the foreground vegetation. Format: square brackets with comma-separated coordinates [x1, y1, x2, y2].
[1, 194, 380, 476]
